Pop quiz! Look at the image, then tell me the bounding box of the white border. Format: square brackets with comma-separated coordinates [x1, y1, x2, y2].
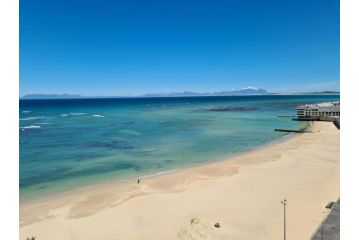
[341, 0, 359, 239]
[0, 0, 19, 239]
[1, 0, 358, 239]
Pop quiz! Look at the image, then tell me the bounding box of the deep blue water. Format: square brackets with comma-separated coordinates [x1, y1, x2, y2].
[19, 95, 339, 200]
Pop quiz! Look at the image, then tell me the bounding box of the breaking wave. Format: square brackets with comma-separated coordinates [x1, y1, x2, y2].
[20, 125, 41, 130]
[20, 117, 47, 121]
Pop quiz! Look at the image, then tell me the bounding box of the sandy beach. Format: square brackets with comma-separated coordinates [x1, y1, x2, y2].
[20, 121, 339, 240]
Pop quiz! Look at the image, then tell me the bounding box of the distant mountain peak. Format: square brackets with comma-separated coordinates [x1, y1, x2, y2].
[241, 86, 258, 90]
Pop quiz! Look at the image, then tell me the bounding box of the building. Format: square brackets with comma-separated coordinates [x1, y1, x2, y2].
[296, 102, 340, 121]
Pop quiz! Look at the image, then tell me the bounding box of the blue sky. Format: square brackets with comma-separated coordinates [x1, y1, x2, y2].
[20, 0, 339, 96]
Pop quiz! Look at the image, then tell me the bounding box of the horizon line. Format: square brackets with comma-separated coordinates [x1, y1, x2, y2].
[20, 92, 340, 100]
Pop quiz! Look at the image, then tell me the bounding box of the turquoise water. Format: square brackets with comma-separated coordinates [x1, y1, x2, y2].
[20, 95, 339, 200]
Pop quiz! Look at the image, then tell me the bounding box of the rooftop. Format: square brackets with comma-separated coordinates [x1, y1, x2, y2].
[299, 102, 340, 111]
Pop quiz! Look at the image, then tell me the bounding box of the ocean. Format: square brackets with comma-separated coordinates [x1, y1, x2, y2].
[19, 95, 339, 200]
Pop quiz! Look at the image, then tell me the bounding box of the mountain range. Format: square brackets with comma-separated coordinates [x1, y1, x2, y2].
[21, 88, 339, 99]
[142, 87, 268, 97]
[21, 94, 83, 99]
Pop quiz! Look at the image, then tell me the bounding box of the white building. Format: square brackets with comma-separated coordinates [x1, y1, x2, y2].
[297, 102, 340, 121]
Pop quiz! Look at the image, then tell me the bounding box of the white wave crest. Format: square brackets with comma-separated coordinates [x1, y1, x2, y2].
[20, 125, 41, 130]
[20, 117, 47, 121]
[69, 112, 87, 116]
[93, 114, 104, 118]
[61, 114, 69, 117]
[21, 111, 32, 114]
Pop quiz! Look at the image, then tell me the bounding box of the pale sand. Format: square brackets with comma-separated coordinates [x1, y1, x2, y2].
[20, 121, 339, 240]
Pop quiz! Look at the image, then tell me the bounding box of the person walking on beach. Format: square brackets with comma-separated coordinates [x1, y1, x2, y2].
[137, 178, 140, 184]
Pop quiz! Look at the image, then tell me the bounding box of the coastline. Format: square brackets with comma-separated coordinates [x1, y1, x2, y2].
[20, 121, 339, 239]
[20, 122, 308, 204]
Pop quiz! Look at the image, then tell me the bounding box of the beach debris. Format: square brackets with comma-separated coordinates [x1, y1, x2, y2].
[26, 236, 36, 240]
[190, 218, 200, 225]
[326, 201, 335, 209]
[179, 217, 223, 239]
[214, 222, 221, 228]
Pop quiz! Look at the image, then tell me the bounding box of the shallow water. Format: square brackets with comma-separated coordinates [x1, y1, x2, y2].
[19, 95, 339, 200]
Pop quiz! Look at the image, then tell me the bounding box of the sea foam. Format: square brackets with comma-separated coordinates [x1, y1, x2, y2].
[20, 117, 47, 121]
[20, 125, 41, 130]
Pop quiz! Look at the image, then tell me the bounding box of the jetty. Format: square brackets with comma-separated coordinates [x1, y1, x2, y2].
[274, 129, 311, 133]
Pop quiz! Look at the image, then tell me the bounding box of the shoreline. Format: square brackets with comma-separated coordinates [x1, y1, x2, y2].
[20, 121, 339, 240]
[20, 122, 309, 204]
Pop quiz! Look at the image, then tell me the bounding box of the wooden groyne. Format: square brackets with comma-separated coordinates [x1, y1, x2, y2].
[274, 129, 311, 133]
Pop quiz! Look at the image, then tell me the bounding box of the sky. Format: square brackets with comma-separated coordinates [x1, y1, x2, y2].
[20, 0, 340, 96]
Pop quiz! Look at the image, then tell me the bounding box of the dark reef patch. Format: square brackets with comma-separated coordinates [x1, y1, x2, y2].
[121, 121, 136, 125]
[163, 159, 175, 163]
[84, 140, 135, 150]
[20, 161, 141, 188]
[206, 106, 258, 112]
